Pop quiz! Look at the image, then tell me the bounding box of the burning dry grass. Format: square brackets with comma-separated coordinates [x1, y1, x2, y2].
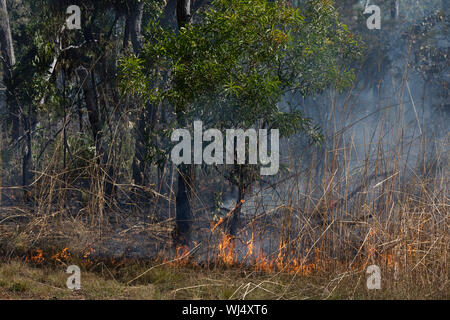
[0, 150, 447, 300]
[0, 252, 447, 300]
[0, 80, 448, 299]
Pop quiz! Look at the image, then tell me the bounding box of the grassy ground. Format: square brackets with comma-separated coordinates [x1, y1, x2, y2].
[0, 257, 448, 300]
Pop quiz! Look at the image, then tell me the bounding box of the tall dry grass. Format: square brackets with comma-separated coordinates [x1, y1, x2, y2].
[0, 55, 448, 300]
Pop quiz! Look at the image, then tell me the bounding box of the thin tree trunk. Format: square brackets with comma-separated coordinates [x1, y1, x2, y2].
[76, 67, 102, 152]
[0, 0, 15, 73]
[226, 183, 246, 237]
[160, 0, 177, 29]
[161, 0, 204, 29]
[128, 1, 153, 195]
[174, 0, 193, 248]
[174, 163, 193, 246]
[129, 1, 144, 53]
[20, 102, 36, 201]
[130, 1, 173, 201]
[22, 109, 33, 188]
[176, 0, 191, 29]
[123, 15, 130, 49]
[0, 0, 16, 204]
[391, 0, 400, 19]
[76, 66, 114, 197]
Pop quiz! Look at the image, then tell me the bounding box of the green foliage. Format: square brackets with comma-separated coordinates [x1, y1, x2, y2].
[121, 0, 362, 144]
[8, 280, 28, 293]
[67, 133, 95, 171]
[119, 56, 150, 100]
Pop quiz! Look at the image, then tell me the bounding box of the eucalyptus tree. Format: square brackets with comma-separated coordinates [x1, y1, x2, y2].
[0, 0, 16, 202]
[0, 0, 166, 201]
[120, 0, 362, 245]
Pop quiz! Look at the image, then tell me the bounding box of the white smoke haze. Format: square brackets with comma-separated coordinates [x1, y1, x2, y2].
[213, 1, 449, 258]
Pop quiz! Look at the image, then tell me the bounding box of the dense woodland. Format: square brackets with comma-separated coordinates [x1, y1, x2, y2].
[0, 0, 448, 299]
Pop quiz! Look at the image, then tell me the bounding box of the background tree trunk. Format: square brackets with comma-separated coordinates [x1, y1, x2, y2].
[161, 0, 177, 29]
[391, 0, 400, 19]
[129, 0, 148, 189]
[128, 1, 160, 201]
[0, 0, 15, 72]
[76, 66, 114, 197]
[22, 109, 33, 189]
[0, 0, 16, 204]
[129, 1, 144, 53]
[174, 163, 193, 246]
[176, 0, 191, 28]
[76, 67, 102, 156]
[225, 183, 245, 237]
[174, 0, 193, 247]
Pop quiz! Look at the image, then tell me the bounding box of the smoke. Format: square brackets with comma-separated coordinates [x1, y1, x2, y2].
[228, 1, 449, 256]
[289, 1, 448, 181]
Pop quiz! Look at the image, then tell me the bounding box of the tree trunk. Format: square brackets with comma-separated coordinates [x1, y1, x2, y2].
[76, 67, 102, 152]
[391, 0, 400, 19]
[160, 0, 177, 29]
[161, 0, 204, 29]
[225, 184, 245, 237]
[130, 0, 178, 200]
[76, 66, 114, 197]
[123, 15, 130, 49]
[22, 110, 33, 189]
[0, 0, 15, 74]
[0, 22, 19, 142]
[173, 0, 193, 248]
[127, 1, 159, 198]
[20, 106, 35, 200]
[129, 1, 144, 53]
[176, 0, 192, 29]
[0, 0, 16, 204]
[174, 163, 193, 246]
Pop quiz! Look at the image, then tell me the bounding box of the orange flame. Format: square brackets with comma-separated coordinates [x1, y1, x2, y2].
[27, 249, 44, 264]
[211, 200, 245, 232]
[218, 234, 236, 266]
[82, 247, 96, 265]
[173, 245, 190, 266]
[51, 248, 71, 263]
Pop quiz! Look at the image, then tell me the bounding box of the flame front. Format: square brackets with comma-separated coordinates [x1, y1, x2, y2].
[218, 234, 236, 266]
[27, 249, 44, 264]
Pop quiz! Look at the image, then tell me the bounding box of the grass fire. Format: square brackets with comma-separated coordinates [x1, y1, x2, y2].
[0, 0, 448, 301]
